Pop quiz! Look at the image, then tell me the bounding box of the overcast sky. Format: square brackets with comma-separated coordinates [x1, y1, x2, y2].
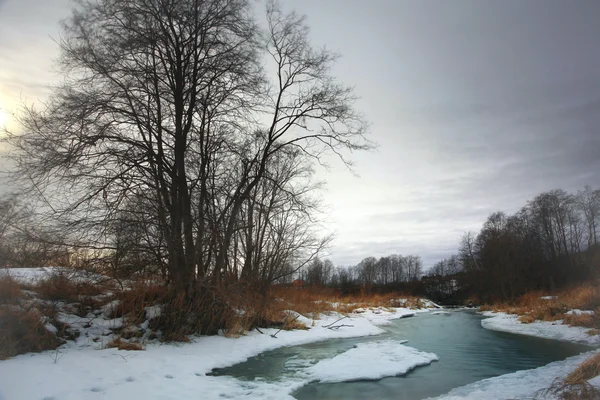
[1, 0, 599, 269]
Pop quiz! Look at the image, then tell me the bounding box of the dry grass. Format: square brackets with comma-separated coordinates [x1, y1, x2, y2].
[564, 353, 600, 386]
[0, 276, 22, 304]
[112, 282, 168, 322]
[105, 337, 144, 351]
[33, 272, 106, 303]
[270, 286, 424, 317]
[481, 283, 600, 329]
[0, 306, 61, 359]
[536, 353, 600, 399]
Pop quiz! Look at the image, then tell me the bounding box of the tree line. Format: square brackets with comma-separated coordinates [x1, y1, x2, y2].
[290, 254, 424, 294]
[426, 186, 600, 303]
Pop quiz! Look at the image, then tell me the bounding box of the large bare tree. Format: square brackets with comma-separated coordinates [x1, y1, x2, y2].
[5, 0, 369, 295]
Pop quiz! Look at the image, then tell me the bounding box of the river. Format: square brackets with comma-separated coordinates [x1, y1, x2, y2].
[211, 310, 591, 399]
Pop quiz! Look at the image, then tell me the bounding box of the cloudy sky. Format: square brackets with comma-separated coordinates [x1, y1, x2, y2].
[1, 0, 600, 269]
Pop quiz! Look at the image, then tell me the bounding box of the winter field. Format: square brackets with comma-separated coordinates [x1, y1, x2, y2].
[0, 267, 599, 400]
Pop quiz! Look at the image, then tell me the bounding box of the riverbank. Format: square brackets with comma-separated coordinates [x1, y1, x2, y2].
[433, 298, 600, 399]
[0, 269, 436, 400]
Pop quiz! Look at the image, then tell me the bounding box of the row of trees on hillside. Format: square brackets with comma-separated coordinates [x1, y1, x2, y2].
[2, 0, 370, 306]
[292, 254, 424, 294]
[429, 186, 600, 303]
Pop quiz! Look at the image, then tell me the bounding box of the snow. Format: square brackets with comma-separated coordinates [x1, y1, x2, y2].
[566, 309, 594, 315]
[540, 296, 557, 300]
[480, 311, 600, 345]
[1, 267, 106, 284]
[144, 305, 162, 320]
[434, 350, 599, 400]
[352, 306, 427, 326]
[0, 307, 427, 400]
[306, 339, 438, 382]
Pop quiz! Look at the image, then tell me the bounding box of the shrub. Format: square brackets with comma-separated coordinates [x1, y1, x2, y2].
[0, 306, 60, 359]
[0, 276, 22, 303]
[34, 272, 104, 303]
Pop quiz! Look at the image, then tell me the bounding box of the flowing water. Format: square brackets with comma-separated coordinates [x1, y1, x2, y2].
[211, 311, 592, 399]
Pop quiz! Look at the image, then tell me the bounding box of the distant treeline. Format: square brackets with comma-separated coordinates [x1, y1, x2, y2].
[280, 254, 424, 295]
[291, 186, 600, 304]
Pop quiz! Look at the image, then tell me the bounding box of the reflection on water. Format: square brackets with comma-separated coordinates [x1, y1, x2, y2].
[212, 311, 592, 400]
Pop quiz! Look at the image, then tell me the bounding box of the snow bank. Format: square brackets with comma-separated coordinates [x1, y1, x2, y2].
[434, 350, 599, 400]
[0, 307, 426, 400]
[306, 339, 438, 382]
[480, 311, 600, 345]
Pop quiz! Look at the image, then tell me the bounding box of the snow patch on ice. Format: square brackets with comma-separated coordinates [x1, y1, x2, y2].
[305, 339, 438, 382]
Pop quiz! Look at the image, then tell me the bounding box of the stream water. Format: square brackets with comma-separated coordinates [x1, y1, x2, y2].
[212, 311, 592, 399]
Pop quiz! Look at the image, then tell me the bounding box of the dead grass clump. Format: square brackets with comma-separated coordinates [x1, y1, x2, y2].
[34, 272, 104, 303]
[270, 286, 337, 317]
[106, 337, 144, 351]
[112, 283, 168, 322]
[563, 313, 599, 329]
[518, 314, 536, 324]
[283, 314, 308, 330]
[0, 276, 22, 303]
[537, 353, 600, 399]
[536, 379, 600, 400]
[564, 353, 600, 386]
[0, 306, 61, 359]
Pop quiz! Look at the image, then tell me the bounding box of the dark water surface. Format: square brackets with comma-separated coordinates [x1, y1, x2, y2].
[212, 311, 592, 399]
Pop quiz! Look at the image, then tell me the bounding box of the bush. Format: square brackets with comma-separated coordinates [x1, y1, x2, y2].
[0, 307, 61, 359]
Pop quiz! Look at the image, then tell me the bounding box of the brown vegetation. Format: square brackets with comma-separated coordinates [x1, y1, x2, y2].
[0, 275, 22, 303]
[481, 283, 600, 330]
[0, 307, 61, 360]
[537, 353, 600, 400]
[105, 337, 144, 351]
[31, 272, 106, 303]
[565, 353, 600, 386]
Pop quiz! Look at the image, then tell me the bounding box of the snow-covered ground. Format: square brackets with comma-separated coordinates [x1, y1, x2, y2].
[0, 305, 432, 400]
[480, 311, 600, 345]
[1, 267, 107, 284]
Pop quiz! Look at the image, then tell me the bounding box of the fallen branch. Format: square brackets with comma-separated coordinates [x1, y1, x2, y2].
[322, 316, 347, 328]
[270, 315, 300, 338]
[327, 324, 354, 330]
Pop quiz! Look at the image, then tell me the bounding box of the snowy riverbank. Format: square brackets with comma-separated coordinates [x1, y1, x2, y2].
[480, 310, 600, 346]
[0, 306, 432, 400]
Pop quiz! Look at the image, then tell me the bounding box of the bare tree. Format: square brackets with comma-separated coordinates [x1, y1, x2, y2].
[5, 0, 369, 297]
